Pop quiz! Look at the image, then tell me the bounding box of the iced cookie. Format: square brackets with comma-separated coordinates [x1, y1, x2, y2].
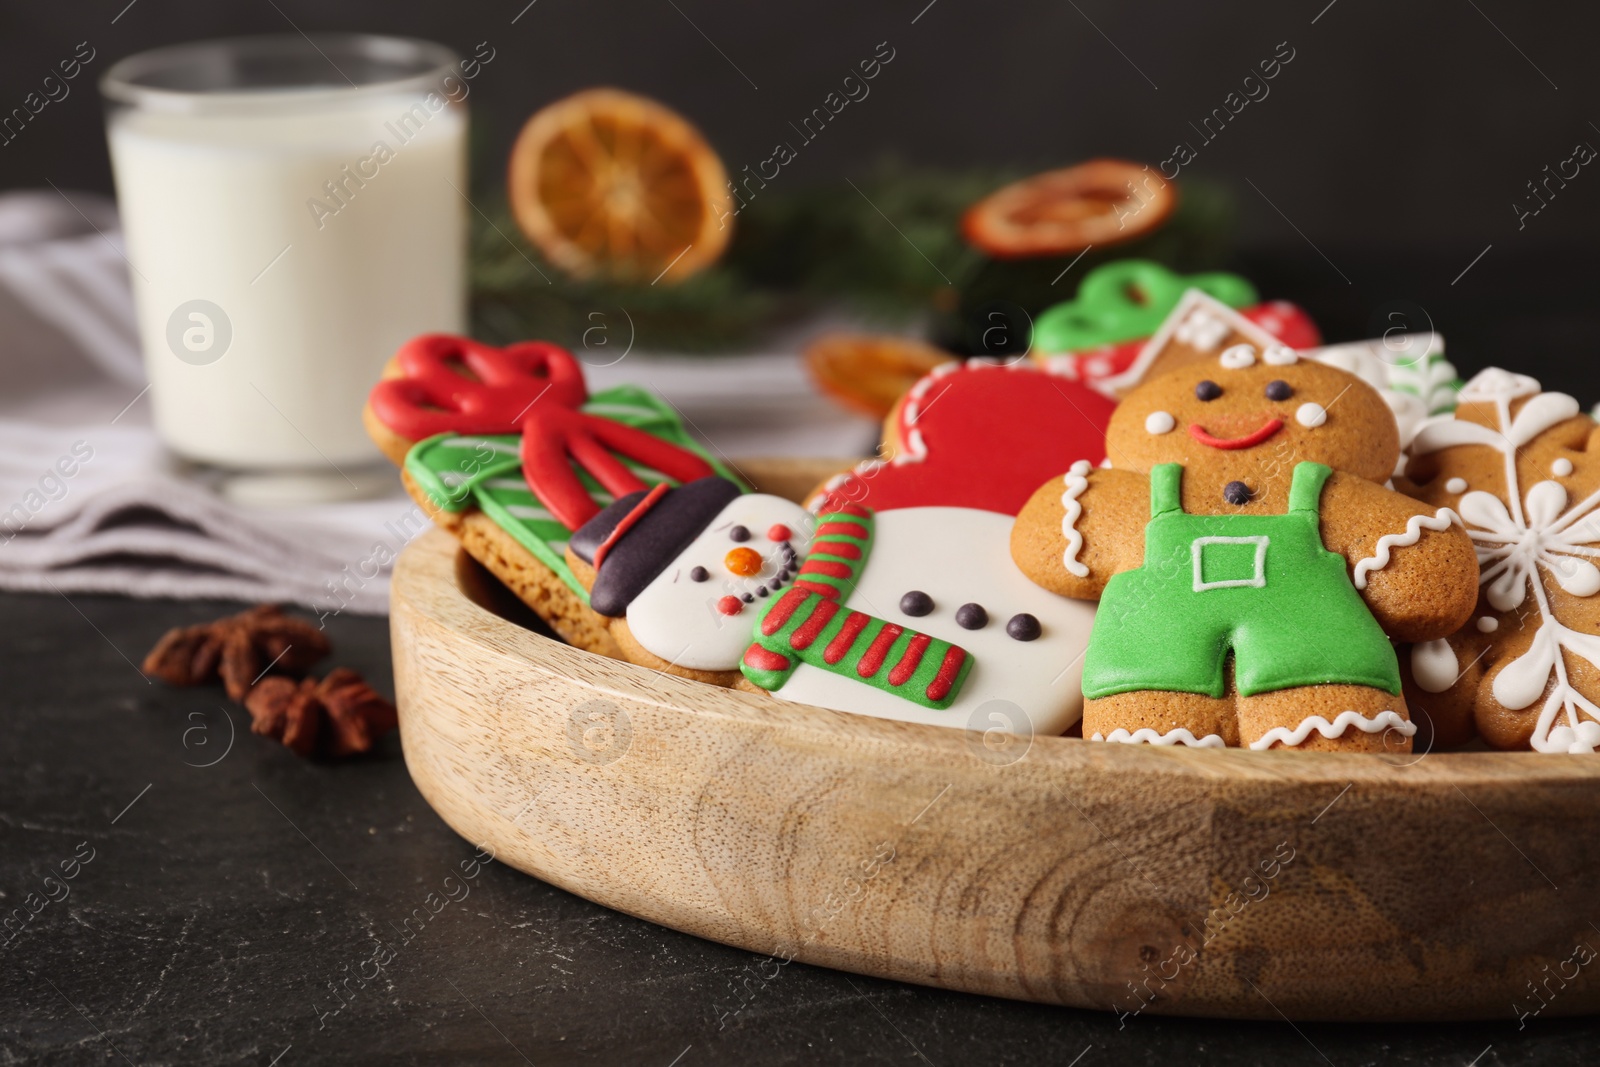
[1307, 332, 1461, 450]
[1011, 296, 1479, 751]
[364, 334, 734, 655]
[739, 494, 1097, 732]
[562, 476, 815, 685]
[742, 360, 1110, 734]
[1399, 368, 1600, 752]
[814, 357, 1118, 514]
[1030, 259, 1321, 394]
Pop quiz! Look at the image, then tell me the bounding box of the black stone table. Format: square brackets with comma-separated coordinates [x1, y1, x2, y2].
[2, 591, 1593, 1065]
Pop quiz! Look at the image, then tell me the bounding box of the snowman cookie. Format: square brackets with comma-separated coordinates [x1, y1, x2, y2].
[1400, 368, 1600, 752]
[564, 476, 816, 686]
[1011, 294, 1480, 751]
[744, 359, 1112, 734]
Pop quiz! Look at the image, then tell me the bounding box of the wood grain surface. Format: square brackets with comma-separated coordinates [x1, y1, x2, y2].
[389, 460, 1600, 1022]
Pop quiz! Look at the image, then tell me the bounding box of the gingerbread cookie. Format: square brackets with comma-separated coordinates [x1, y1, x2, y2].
[1400, 368, 1600, 752]
[1307, 332, 1461, 449]
[562, 476, 815, 685]
[364, 334, 736, 655]
[1011, 295, 1479, 751]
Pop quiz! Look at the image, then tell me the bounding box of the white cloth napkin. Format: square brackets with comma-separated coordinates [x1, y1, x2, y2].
[0, 190, 877, 615]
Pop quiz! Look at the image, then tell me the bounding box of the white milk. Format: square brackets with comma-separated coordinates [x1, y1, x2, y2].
[109, 94, 466, 469]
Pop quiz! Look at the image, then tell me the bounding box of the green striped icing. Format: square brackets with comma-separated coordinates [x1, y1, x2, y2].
[740, 501, 973, 710]
[402, 384, 740, 601]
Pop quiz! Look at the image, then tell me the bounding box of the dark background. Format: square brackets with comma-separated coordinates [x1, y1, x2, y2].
[4, 0, 1600, 391]
[4, 3, 1599, 1064]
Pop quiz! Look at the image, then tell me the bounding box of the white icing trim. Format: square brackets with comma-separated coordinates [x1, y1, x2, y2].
[1096, 289, 1284, 395]
[1092, 727, 1227, 748]
[1351, 508, 1459, 589]
[1219, 343, 1257, 369]
[1262, 343, 1298, 366]
[1248, 710, 1416, 750]
[1059, 460, 1093, 578]
[1553, 457, 1575, 477]
[1296, 401, 1327, 428]
[1191, 535, 1268, 591]
[1445, 477, 1468, 494]
[1145, 410, 1175, 435]
[1457, 366, 1540, 405]
[1410, 638, 1459, 693]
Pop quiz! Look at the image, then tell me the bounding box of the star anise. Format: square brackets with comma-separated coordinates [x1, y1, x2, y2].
[244, 668, 398, 758]
[142, 603, 330, 702]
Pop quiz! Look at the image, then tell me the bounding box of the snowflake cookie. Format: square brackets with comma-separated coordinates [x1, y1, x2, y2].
[1401, 368, 1600, 752]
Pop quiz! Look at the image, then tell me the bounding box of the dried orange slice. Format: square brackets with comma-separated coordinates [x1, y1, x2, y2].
[961, 159, 1176, 259]
[805, 333, 956, 419]
[507, 88, 733, 284]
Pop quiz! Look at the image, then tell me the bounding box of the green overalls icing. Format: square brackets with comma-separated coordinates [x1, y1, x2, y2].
[1081, 461, 1401, 700]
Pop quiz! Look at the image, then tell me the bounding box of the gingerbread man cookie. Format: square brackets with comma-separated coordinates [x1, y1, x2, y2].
[1011, 296, 1479, 751]
[1400, 368, 1600, 752]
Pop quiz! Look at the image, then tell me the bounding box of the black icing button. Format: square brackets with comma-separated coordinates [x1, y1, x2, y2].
[1195, 380, 1222, 401]
[956, 603, 988, 630]
[756, 585, 769, 597]
[1265, 379, 1294, 401]
[741, 593, 755, 603]
[729, 525, 751, 542]
[900, 590, 934, 617]
[689, 566, 709, 582]
[1006, 613, 1041, 641]
[1222, 481, 1253, 506]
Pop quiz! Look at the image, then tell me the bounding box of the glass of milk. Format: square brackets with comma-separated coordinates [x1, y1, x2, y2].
[102, 35, 468, 501]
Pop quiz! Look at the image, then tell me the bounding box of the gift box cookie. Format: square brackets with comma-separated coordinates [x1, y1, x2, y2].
[364, 334, 736, 656]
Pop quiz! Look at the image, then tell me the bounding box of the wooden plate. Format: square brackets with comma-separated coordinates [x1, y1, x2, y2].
[390, 459, 1600, 1021]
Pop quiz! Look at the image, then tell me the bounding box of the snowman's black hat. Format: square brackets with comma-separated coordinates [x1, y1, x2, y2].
[571, 475, 741, 617]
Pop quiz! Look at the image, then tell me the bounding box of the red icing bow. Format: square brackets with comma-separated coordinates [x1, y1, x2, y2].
[369, 335, 714, 529]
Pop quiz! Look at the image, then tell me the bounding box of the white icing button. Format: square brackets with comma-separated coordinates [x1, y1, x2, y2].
[1262, 343, 1298, 366]
[1445, 477, 1469, 494]
[1553, 457, 1575, 476]
[1477, 616, 1498, 633]
[1219, 343, 1257, 369]
[1296, 402, 1328, 428]
[1145, 410, 1176, 435]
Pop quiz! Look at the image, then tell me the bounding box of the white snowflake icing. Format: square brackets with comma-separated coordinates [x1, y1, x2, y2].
[1412, 368, 1600, 752]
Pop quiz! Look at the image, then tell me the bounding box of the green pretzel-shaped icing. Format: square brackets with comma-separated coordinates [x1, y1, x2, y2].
[1032, 259, 1258, 354]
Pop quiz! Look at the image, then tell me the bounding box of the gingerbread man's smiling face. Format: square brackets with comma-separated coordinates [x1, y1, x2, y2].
[1105, 341, 1399, 487]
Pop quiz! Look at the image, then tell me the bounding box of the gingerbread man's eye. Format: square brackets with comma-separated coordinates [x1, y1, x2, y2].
[1265, 380, 1294, 401]
[1195, 380, 1222, 401]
